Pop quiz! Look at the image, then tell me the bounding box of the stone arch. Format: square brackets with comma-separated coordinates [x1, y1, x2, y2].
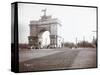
[28, 9, 61, 49]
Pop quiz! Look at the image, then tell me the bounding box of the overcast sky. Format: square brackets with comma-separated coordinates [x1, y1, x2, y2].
[18, 3, 97, 44]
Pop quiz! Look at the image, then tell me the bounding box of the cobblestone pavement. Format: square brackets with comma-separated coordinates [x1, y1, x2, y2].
[19, 48, 97, 72]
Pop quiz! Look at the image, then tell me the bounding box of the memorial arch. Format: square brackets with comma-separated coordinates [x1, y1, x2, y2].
[28, 9, 63, 49]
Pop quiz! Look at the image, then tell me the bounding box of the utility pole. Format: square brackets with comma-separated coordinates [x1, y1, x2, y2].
[83, 36, 85, 48]
[76, 37, 77, 48]
[83, 36, 85, 41]
[92, 30, 97, 47]
[63, 38, 64, 47]
[92, 30, 97, 39]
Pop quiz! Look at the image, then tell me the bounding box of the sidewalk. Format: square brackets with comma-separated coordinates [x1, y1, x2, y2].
[69, 48, 96, 68]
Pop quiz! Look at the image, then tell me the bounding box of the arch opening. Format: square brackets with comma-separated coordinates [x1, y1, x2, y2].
[38, 31, 50, 48]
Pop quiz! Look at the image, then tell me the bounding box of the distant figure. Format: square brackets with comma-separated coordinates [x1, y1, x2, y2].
[39, 41, 41, 49]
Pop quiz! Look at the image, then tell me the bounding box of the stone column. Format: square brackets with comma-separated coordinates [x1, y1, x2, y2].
[28, 36, 39, 49]
[50, 35, 57, 48]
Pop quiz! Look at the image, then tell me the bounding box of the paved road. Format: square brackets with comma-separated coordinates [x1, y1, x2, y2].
[19, 48, 97, 72]
[19, 49, 63, 62]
